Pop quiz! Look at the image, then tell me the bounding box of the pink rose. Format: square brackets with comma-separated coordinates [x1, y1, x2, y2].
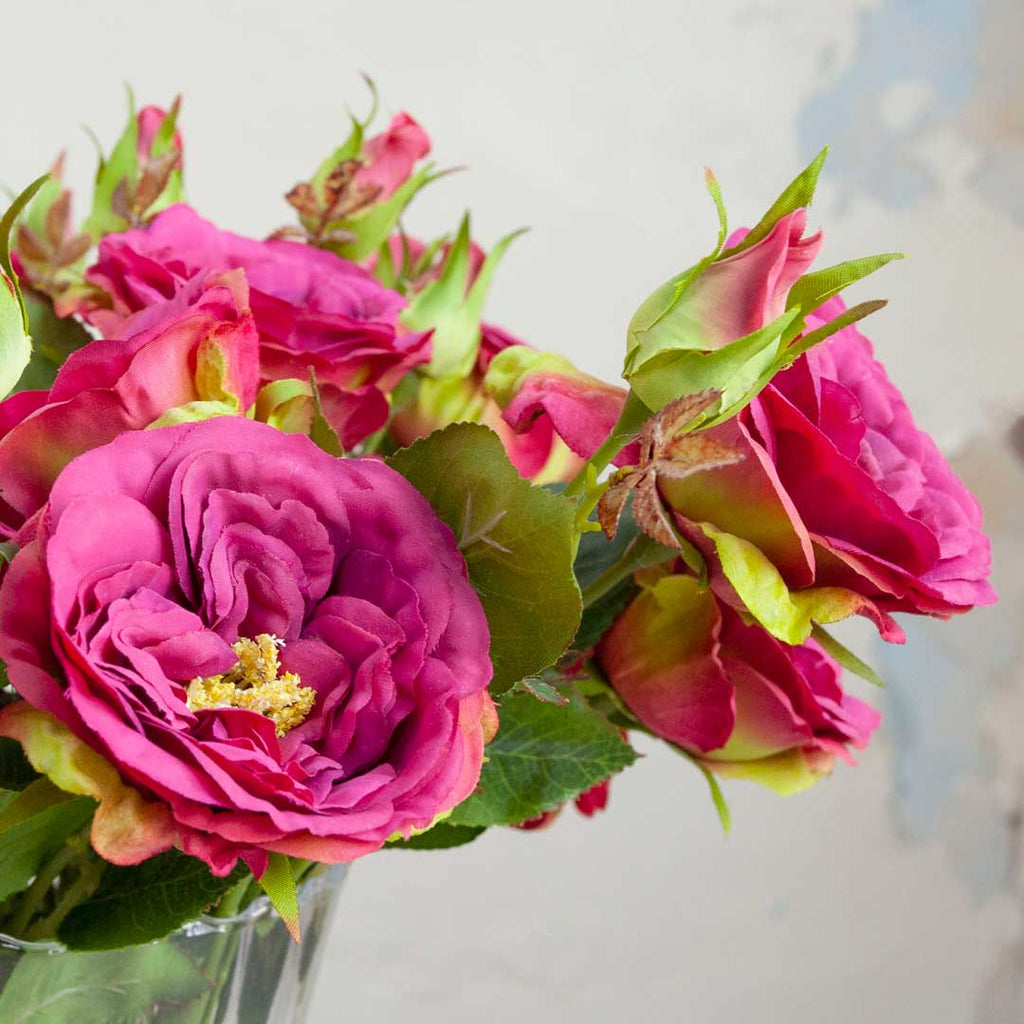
[353, 112, 431, 202]
[77, 205, 429, 427]
[0, 417, 495, 874]
[659, 297, 995, 625]
[598, 574, 879, 793]
[0, 271, 258, 538]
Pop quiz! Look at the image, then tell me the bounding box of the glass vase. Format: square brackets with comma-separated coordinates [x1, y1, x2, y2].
[0, 863, 346, 1024]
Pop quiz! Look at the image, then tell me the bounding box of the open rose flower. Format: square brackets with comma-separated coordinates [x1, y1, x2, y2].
[0, 271, 258, 538]
[598, 573, 879, 793]
[0, 417, 495, 875]
[657, 297, 995, 627]
[75, 203, 429, 441]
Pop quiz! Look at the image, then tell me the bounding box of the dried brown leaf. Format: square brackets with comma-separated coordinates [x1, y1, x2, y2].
[16, 224, 49, 264]
[597, 475, 638, 539]
[135, 150, 178, 215]
[45, 191, 72, 249]
[56, 233, 93, 268]
[110, 177, 133, 222]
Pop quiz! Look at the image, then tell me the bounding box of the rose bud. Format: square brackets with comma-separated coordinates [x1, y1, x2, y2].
[598, 574, 880, 793]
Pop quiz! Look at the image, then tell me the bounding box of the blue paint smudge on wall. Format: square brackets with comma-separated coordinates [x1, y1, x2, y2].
[799, 0, 980, 210]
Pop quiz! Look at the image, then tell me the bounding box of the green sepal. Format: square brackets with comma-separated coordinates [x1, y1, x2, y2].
[810, 624, 886, 688]
[702, 525, 875, 645]
[447, 690, 636, 828]
[256, 852, 301, 943]
[697, 299, 890, 431]
[718, 147, 828, 259]
[83, 85, 139, 240]
[674, 750, 732, 836]
[308, 369, 344, 456]
[0, 175, 49, 399]
[626, 308, 800, 415]
[387, 423, 581, 693]
[400, 213, 526, 379]
[386, 823, 485, 850]
[786, 252, 904, 316]
[325, 163, 447, 263]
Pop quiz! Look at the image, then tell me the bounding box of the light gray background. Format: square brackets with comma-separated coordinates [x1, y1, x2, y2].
[4, 2, 1023, 1021]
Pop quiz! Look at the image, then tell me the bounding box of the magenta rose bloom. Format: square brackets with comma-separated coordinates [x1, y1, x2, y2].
[0, 271, 259, 538]
[77, 204, 429, 435]
[0, 417, 494, 874]
[658, 297, 995, 627]
[598, 574, 879, 793]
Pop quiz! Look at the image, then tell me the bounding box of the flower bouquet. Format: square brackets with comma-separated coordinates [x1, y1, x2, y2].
[0, 85, 994, 1022]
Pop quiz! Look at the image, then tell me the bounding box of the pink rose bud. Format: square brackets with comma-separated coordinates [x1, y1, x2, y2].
[136, 103, 183, 167]
[598, 574, 880, 794]
[484, 344, 638, 467]
[353, 112, 431, 202]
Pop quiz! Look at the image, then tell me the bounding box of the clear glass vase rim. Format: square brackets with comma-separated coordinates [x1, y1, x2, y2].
[0, 862, 346, 955]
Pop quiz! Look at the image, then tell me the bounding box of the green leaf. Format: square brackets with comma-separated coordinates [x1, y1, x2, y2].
[57, 848, 248, 951]
[0, 737, 39, 791]
[0, 939, 208, 1023]
[447, 691, 637, 827]
[388, 423, 581, 693]
[810, 624, 886, 688]
[0, 788, 95, 902]
[786, 252, 904, 316]
[514, 675, 570, 705]
[83, 86, 139, 240]
[718, 147, 829, 259]
[0, 177, 49, 400]
[256, 852, 300, 943]
[387, 823, 485, 850]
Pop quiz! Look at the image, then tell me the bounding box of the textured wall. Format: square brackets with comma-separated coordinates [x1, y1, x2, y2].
[4, 1, 1022, 1021]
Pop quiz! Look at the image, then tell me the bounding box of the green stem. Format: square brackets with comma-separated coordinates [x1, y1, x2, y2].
[3, 829, 86, 938]
[25, 853, 104, 942]
[564, 390, 650, 502]
[581, 552, 641, 608]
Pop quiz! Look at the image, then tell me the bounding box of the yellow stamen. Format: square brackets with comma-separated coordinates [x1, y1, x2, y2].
[186, 634, 315, 737]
